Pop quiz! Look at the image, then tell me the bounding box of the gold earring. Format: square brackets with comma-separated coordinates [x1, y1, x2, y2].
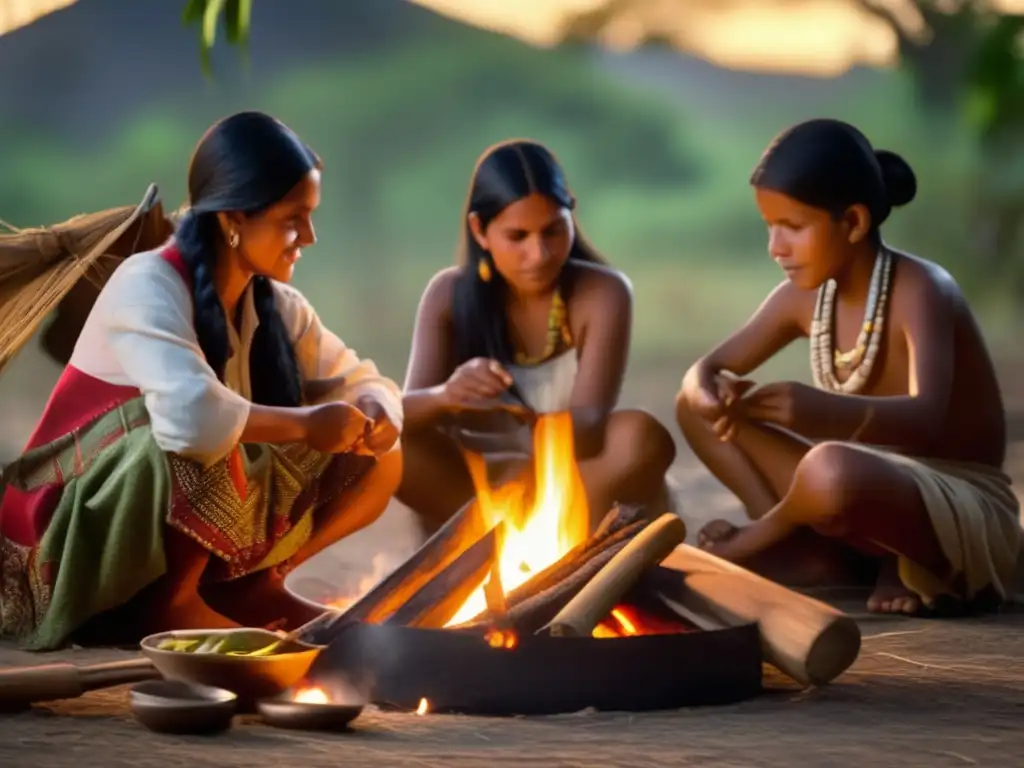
[478, 258, 492, 282]
[228, 231, 240, 249]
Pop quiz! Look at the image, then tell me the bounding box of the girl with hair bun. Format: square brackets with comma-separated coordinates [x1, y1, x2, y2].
[0, 112, 403, 649]
[676, 118, 1021, 616]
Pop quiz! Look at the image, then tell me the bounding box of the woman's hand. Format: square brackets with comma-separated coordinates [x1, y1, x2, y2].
[682, 363, 755, 441]
[355, 394, 400, 455]
[681, 363, 725, 422]
[303, 401, 372, 454]
[711, 374, 756, 442]
[737, 381, 828, 434]
[443, 357, 514, 405]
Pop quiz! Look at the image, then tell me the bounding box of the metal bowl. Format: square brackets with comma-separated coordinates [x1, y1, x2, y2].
[310, 620, 763, 715]
[130, 680, 237, 734]
[140, 628, 321, 709]
[257, 696, 364, 732]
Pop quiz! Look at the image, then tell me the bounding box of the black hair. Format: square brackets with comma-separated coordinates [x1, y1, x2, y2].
[174, 111, 321, 407]
[451, 140, 606, 365]
[750, 118, 917, 238]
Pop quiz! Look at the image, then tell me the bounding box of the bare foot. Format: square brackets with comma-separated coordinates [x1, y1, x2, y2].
[867, 557, 922, 615]
[698, 519, 739, 549]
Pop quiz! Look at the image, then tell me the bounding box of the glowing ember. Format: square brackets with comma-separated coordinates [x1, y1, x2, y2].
[592, 604, 694, 638]
[446, 413, 589, 626]
[415, 697, 430, 716]
[292, 686, 330, 704]
[611, 607, 638, 634]
[484, 628, 519, 650]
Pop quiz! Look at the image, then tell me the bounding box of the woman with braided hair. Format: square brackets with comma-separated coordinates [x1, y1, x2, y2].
[0, 112, 402, 649]
[676, 118, 1021, 616]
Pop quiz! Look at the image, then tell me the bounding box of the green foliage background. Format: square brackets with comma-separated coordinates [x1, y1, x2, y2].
[0, 15, 1019, 451]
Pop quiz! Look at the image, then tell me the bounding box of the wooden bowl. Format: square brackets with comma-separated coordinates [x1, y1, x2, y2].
[140, 629, 321, 709]
[130, 680, 237, 734]
[257, 696, 364, 732]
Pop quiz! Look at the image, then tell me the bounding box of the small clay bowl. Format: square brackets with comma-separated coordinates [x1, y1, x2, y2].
[130, 680, 238, 735]
[257, 696, 364, 732]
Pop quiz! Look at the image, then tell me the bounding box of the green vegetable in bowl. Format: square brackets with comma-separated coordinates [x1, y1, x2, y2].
[156, 632, 287, 657]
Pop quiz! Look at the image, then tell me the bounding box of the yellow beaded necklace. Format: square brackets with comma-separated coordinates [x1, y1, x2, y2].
[513, 288, 574, 366]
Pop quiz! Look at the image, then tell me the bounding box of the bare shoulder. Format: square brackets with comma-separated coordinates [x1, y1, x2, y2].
[417, 265, 462, 321]
[565, 261, 632, 313]
[890, 249, 963, 318]
[758, 277, 816, 331]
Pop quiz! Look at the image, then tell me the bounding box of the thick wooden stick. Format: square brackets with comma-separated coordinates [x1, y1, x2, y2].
[0, 658, 160, 710]
[542, 514, 687, 637]
[298, 463, 528, 645]
[656, 545, 861, 687]
[385, 524, 502, 629]
[455, 539, 631, 635]
[461, 512, 651, 627]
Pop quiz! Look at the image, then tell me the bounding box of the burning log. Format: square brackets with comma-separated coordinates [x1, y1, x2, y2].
[482, 538, 630, 634]
[454, 504, 652, 629]
[384, 524, 503, 629]
[653, 545, 862, 687]
[543, 514, 688, 637]
[299, 464, 529, 646]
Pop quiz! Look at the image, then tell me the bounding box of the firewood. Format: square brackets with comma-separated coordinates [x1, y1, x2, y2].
[479, 539, 631, 634]
[542, 514, 688, 637]
[384, 524, 504, 629]
[655, 545, 862, 687]
[590, 502, 649, 540]
[299, 463, 527, 645]
[459, 512, 652, 627]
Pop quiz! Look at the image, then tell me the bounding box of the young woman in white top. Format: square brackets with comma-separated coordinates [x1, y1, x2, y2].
[0, 112, 403, 649]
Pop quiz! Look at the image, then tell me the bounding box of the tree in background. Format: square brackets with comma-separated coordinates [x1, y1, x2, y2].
[7, 0, 1023, 292]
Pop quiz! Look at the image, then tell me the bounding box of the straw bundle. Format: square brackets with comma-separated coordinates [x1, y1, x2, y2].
[0, 184, 173, 374]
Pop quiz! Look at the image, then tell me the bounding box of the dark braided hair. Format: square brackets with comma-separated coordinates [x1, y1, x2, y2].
[175, 111, 321, 407]
[451, 140, 607, 365]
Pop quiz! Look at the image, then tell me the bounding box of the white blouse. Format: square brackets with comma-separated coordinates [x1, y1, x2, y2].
[70, 249, 403, 467]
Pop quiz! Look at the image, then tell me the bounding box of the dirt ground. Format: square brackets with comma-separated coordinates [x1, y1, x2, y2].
[2, 439, 1023, 768]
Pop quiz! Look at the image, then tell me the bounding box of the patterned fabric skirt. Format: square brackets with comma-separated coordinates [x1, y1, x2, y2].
[0, 397, 372, 650]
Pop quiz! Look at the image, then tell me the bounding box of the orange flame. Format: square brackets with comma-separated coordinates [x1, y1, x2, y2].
[485, 628, 519, 650]
[445, 413, 590, 627]
[292, 686, 331, 704]
[415, 697, 430, 715]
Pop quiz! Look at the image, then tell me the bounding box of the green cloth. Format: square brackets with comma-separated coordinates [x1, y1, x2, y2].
[28, 424, 171, 649]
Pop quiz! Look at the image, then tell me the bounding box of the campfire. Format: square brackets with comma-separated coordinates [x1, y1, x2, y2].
[303, 412, 862, 715]
[327, 412, 692, 642]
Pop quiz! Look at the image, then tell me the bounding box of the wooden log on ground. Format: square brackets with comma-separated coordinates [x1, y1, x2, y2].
[542, 514, 688, 637]
[385, 524, 504, 629]
[655, 544, 861, 688]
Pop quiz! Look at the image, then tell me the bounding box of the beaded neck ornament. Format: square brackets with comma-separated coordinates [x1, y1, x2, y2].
[513, 288, 574, 366]
[810, 248, 894, 394]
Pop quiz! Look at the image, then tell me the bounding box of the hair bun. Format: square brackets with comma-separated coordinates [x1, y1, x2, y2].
[875, 149, 916, 207]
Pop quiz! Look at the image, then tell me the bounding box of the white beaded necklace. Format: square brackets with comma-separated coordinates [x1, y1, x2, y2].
[810, 248, 893, 394]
